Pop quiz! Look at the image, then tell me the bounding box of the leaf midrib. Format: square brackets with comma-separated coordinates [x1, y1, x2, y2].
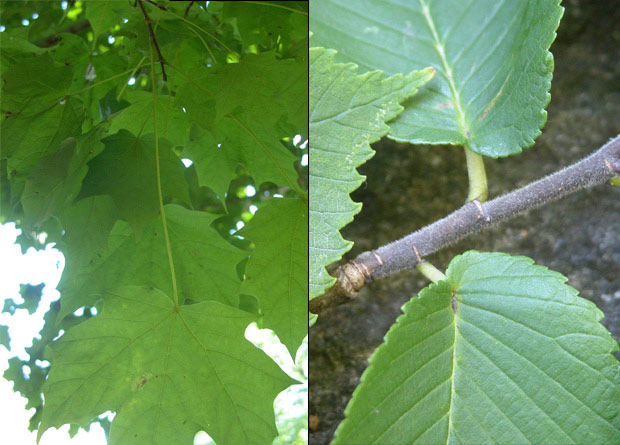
[419, 0, 470, 141]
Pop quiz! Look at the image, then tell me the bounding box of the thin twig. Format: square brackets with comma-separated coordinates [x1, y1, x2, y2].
[137, 0, 167, 82]
[184, 1, 195, 18]
[310, 134, 620, 314]
[145, 0, 167, 11]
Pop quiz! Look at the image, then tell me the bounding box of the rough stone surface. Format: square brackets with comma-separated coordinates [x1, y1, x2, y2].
[309, 1, 620, 443]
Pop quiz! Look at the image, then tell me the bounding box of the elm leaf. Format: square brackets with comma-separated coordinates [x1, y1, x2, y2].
[309, 46, 433, 299]
[311, 0, 564, 158]
[334, 251, 620, 444]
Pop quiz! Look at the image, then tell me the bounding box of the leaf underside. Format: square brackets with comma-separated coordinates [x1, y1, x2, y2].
[0, 2, 308, 443]
[309, 46, 434, 299]
[39, 286, 296, 445]
[334, 251, 620, 444]
[310, 0, 564, 157]
[239, 198, 308, 356]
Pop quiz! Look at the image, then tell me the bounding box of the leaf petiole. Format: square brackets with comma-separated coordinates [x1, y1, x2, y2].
[149, 41, 179, 306]
[465, 146, 488, 202]
[416, 261, 446, 283]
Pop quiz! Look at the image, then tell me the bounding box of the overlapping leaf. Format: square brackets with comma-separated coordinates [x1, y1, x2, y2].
[80, 130, 190, 235]
[178, 51, 305, 200]
[58, 204, 246, 321]
[84, 0, 129, 38]
[0, 3, 308, 442]
[21, 125, 106, 231]
[107, 92, 190, 148]
[240, 198, 308, 356]
[56, 195, 118, 270]
[1, 98, 84, 184]
[334, 251, 620, 444]
[0, 53, 73, 115]
[309, 46, 433, 299]
[39, 286, 296, 445]
[311, 0, 563, 157]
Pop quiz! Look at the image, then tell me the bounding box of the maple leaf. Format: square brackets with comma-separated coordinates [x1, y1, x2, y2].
[240, 198, 308, 356]
[57, 204, 247, 321]
[39, 286, 296, 445]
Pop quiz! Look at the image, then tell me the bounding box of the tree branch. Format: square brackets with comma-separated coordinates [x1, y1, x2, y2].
[310, 134, 620, 315]
[137, 0, 167, 82]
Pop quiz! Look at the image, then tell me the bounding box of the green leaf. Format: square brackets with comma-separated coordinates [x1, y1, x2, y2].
[178, 52, 305, 198]
[0, 3, 308, 439]
[56, 195, 119, 269]
[185, 116, 300, 204]
[334, 251, 620, 444]
[39, 286, 296, 445]
[223, 1, 308, 51]
[309, 47, 433, 299]
[107, 92, 190, 148]
[21, 138, 84, 230]
[310, 0, 564, 158]
[23, 127, 109, 231]
[2, 98, 84, 182]
[239, 198, 308, 356]
[58, 204, 246, 321]
[0, 53, 73, 115]
[0, 325, 10, 350]
[18, 283, 45, 315]
[80, 130, 190, 236]
[0, 28, 46, 67]
[85, 1, 128, 38]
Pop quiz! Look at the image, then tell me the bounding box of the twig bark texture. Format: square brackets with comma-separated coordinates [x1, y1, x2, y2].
[310, 134, 620, 314]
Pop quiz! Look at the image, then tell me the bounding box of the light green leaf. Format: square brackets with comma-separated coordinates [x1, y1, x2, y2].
[85, 1, 128, 38]
[58, 204, 246, 321]
[311, 0, 563, 158]
[185, 117, 300, 204]
[39, 286, 296, 445]
[0, 324, 9, 350]
[80, 130, 190, 236]
[107, 92, 190, 148]
[334, 251, 620, 444]
[309, 47, 433, 299]
[239, 198, 308, 356]
[56, 195, 119, 270]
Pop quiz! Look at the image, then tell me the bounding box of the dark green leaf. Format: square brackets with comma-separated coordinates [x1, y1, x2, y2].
[311, 0, 563, 157]
[80, 130, 191, 235]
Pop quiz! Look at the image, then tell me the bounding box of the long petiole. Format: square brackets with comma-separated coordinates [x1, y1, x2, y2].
[149, 42, 179, 306]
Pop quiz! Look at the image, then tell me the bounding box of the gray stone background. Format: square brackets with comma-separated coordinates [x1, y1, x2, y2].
[309, 0, 620, 443]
